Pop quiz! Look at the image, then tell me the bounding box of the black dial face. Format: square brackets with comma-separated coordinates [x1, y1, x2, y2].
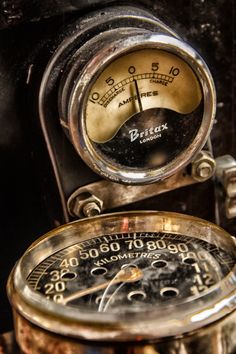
[94, 105, 203, 169]
[27, 232, 234, 313]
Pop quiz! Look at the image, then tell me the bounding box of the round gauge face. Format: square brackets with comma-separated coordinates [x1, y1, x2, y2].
[85, 49, 203, 171]
[10, 212, 236, 340]
[27, 231, 234, 313]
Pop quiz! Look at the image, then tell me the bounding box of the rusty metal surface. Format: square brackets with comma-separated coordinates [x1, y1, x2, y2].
[10, 311, 236, 354]
[0, 332, 19, 354]
[67, 169, 199, 216]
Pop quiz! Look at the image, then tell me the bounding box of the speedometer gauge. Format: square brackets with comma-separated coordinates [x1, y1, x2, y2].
[28, 231, 231, 311]
[8, 212, 236, 353]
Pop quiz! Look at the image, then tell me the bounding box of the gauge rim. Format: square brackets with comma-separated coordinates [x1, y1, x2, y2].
[8, 211, 236, 341]
[68, 33, 216, 184]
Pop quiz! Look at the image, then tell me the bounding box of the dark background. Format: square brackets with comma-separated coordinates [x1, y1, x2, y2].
[0, 0, 235, 333]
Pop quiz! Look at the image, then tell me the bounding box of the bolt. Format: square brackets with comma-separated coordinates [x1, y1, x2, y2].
[191, 152, 216, 182]
[70, 192, 103, 218]
[196, 162, 213, 179]
[225, 198, 236, 219]
[82, 202, 101, 218]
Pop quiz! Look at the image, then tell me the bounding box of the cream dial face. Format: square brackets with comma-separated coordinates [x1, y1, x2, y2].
[86, 49, 202, 143]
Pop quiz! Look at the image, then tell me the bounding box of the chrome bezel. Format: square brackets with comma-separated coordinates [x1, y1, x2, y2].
[68, 33, 216, 184]
[8, 211, 236, 341]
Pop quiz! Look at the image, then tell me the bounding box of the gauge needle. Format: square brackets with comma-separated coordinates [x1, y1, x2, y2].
[61, 266, 143, 305]
[133, 79, 143, 112]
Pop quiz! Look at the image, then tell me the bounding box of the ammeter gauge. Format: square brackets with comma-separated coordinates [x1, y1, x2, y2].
[57, 7, 216, 184]
[8, 212, 236, 353]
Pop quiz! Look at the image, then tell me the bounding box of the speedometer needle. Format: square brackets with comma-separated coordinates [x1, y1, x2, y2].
[134, 79, 143, 112]
[61, 266, 143, 305]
